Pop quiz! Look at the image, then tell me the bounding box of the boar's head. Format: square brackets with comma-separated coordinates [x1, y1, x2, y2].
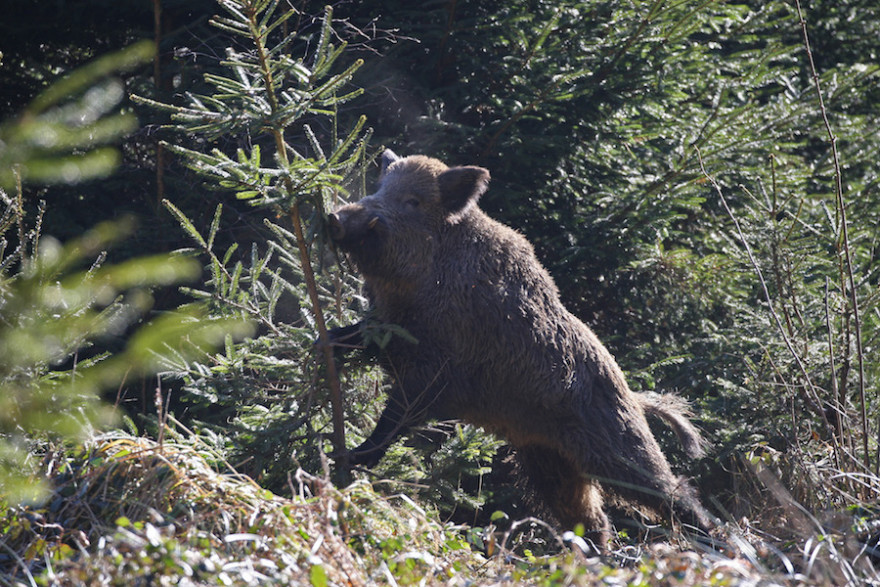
[328, 150, 490, 280]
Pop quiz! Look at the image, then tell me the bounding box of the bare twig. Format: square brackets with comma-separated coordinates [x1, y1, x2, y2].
[14, 166, 24, 264]
[155, 375, 166, 450]
[0, 539, 38, 587]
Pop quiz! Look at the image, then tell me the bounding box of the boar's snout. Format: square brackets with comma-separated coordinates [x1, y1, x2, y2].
[328, 211, 346, 241]
[328, 204, 382, 247]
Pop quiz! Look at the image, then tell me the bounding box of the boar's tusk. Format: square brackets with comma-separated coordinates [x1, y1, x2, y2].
[368, 217, 379, 229]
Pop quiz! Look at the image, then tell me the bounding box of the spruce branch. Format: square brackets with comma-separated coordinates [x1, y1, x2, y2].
[137, 0, 369, 481]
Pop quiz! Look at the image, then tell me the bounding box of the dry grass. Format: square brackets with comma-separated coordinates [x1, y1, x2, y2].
[1, 430, 878, 585]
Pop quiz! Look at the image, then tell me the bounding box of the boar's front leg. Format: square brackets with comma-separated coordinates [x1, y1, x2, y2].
[350, 359, 452, 468]
[349, 384, 413, 467]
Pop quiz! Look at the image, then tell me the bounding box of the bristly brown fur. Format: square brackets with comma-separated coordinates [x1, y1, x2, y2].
[327, 150, 715, 548]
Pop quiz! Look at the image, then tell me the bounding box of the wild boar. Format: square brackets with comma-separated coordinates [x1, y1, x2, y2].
[326, 150, 714, 546]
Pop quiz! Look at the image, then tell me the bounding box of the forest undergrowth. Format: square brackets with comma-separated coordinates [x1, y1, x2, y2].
[3, 428, 877, 585]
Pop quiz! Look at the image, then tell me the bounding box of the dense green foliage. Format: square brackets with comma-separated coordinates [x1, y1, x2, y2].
[1, 0, 880, 583]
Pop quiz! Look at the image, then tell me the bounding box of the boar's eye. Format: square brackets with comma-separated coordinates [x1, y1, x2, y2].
[405, 198, 420, 208]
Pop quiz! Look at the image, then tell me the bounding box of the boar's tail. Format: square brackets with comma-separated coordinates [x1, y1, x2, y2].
[640, 392, 706, 459]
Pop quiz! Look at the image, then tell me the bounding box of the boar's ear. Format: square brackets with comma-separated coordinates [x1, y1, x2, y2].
[379, 149, 401, 178]
[438, 166, 490, 215]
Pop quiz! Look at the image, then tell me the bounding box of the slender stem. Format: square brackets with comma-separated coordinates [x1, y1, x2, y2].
[245, 2, 349, 477]
[434, 0, 458, 84]
[794, 0, 868, 474]
[0, 539, 37, 587]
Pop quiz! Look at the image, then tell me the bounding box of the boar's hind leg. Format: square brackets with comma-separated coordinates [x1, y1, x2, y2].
[516, 445, 611, 550]
[594, 430, 714, 534]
